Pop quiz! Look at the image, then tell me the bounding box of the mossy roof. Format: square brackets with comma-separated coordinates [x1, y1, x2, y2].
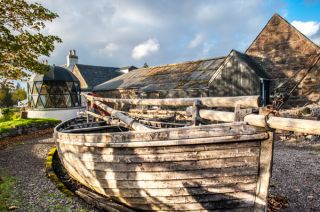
[93, 57, 225, 92]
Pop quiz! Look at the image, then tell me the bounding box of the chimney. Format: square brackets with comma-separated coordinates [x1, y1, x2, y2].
[67, 49, 78, 70]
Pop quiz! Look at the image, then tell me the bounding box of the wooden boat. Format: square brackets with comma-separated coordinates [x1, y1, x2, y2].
[54, 118, 273, 211]
[54, 94, 320, 211]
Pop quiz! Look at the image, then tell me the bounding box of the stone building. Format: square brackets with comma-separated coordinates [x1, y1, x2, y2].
[246, 14, 320, 105]
[94, 50, 271, 104]
[94, 14, 320, 107]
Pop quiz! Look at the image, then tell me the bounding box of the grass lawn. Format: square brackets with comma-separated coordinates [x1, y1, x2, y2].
[0, 118, 60, 133]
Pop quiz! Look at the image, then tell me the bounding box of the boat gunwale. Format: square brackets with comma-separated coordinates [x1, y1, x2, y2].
[54, 118, 260, 137]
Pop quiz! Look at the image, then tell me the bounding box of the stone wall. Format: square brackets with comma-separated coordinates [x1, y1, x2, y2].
[246, 14, 320, 105]
[0, 122, 58, 140]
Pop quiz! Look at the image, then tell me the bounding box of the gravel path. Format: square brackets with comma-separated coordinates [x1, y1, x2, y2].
[0, 134, 97, 212]
[269, 141, 320, 211]
[0, 133, 319, 211]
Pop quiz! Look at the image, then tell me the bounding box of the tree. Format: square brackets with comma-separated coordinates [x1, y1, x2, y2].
[12, 88, 27, 103]
[0, 0, 62, 80]
[143, 62, 149, 68]
[0, 86, 13, 107]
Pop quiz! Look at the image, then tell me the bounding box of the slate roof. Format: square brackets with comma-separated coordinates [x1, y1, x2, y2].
[93, 57, 225, 92]
[74, 64, 122, 90]
[31, 65, 79, 82]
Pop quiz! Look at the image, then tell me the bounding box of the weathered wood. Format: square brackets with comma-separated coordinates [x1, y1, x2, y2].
[61, 158, 258, 181]
[119, 191, 256, 205]
[200, 109, 235, 122]
[85, 111, 110, 122]
[94, 101, 152, 131]
[192, 100, 202, 125]
[54, 118, 273, 211]
[57, 141, 260, 155]
[82, 93, 261, 108]
[61, 154, 258, 172]
[56, 122, 263, 144]
[109, 133, 268, 148]
[84, 183, 257, 198]
[254, 132, 274, 211]
[75, 188, 135, 212]
[198, 110, 320, 135]
[244, 114, 320, 135]
[61, 146, 260, 163]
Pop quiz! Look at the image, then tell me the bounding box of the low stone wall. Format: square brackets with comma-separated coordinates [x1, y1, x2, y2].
[0, 122, 58, 140]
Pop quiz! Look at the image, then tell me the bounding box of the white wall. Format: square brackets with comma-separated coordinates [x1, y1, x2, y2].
[28, 107, 85, 121]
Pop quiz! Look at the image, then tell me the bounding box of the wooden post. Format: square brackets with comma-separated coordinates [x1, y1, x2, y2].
[234, 104, 241, 122]
[234, 104, 253, 122]
[254, 131, 274, 211]
[192, 100, 202, 126]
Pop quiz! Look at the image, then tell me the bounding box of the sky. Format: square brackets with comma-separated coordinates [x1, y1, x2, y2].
[35, 0, 320, 68]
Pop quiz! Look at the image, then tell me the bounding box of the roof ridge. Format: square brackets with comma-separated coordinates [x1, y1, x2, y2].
[137, 56, 226, 70]
[76, 64, 120, 69]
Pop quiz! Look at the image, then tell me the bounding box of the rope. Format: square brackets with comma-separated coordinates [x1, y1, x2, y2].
[273, 53, 320, 111]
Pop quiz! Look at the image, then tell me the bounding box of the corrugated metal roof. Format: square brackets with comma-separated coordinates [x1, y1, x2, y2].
[93, 57, 225, 92]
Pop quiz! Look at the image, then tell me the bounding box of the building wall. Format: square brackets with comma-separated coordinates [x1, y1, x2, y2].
[208, 55, 262, 97]
[96, 88, 208, 99]
[28, 107, 84, 121]
[246, 14, 320, 103]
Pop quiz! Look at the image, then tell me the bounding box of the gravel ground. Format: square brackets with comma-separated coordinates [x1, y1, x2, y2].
[0, 133, 97, 212]
[0, 133, 319, 211]
[269, 140, 320, 211]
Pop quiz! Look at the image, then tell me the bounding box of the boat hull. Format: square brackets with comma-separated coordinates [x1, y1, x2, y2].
[54, 119, 273, 211]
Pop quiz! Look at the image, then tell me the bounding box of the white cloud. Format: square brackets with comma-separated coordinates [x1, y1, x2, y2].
[291, 20, 320, 37]
[202, 42, 215, 56]
[34, 0, 283, 67]
[188, 33, 206, 48]
[100, 43, 119, 56]
[132, 38, 160, 60]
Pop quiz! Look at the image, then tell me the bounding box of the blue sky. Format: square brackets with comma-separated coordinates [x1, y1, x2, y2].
[34, 0, 319, 68]
[283, 0, 320, 22]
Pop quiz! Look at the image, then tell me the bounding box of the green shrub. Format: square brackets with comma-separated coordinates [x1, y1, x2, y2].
[0, 108, 20, 121]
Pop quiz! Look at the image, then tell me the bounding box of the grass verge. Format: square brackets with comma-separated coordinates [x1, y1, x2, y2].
[0, 169, 23, 211]
[0, 118, 60, 133]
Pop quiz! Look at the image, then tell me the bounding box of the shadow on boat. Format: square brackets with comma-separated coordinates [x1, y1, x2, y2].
[55, 117, 269, 211]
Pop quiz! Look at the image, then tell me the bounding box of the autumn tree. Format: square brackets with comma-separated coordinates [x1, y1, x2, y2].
[0, 86, 13, 107]
[12, 87, 27, 103]
[0, 0, 62, 80]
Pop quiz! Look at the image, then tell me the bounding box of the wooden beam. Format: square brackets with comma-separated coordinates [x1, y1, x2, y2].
[198, 110, 320, 135]
[94, 101, 152, 131]
[199, 109, 235, 122]
[244, 114, 320, 135]
[82, 93, 260, 108]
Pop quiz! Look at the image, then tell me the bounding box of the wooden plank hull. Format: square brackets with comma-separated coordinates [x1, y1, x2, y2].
[54, 118, 273, 211]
